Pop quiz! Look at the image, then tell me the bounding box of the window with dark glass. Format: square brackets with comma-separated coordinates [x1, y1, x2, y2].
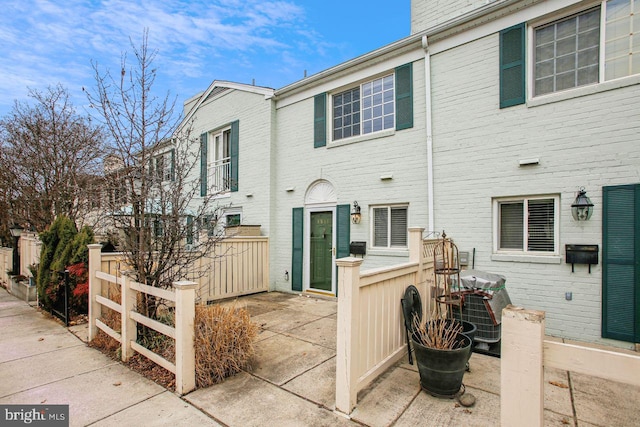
[372, 205, 408, 248]
[498, 198, 556, 252]
[333, 74, 394, 141]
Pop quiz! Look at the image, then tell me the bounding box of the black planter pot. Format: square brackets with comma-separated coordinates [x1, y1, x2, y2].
[460, 320, 477, 344]
[459, 320, 477, 362]
[411, 333, 472, 398]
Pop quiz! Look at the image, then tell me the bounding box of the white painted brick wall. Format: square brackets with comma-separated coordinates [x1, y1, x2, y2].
[411, 0, 495, 34]
[189, 89, 274, 236]
[429, 32, 640, 348]
[270, 59, 430, 292]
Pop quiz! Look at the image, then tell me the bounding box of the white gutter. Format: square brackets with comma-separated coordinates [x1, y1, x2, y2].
[422, 35, 435, 234]
[275, 0, 524, 98]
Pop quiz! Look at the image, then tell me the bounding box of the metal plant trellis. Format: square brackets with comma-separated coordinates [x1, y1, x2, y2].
[432, 231, 462, 319]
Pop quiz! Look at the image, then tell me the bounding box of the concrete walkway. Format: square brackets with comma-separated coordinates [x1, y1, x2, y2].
[1, 288, 639, 426]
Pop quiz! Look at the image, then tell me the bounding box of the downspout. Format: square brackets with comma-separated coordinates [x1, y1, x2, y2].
[422, 35, 435, 234]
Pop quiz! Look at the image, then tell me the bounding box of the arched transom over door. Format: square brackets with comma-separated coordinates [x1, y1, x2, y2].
[305, 180, 337, 205]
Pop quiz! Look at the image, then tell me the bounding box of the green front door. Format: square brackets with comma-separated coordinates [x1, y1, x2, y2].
[310, 211, 333, 292]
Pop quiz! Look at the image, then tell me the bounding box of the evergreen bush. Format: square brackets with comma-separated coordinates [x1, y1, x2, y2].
[36, 216, 94, 314]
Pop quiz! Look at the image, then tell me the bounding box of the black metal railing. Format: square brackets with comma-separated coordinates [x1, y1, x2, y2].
[50, 270, 70, 327]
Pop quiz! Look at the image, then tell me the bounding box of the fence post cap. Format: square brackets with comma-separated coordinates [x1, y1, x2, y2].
[336, 257, 364, 267]
[173, 281, 198, 290]
[408, 227, 425, 232]
[88, 243, 103, 249]
[503, 304, 545, 322]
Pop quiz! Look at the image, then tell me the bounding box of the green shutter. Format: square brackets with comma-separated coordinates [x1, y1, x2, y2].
[395, 62, 413, 130]
[186, 215, 194, 245]
[602, 184, 640, 342]
[155, 157, 162, 180]
[230, 120, 239, 192]
[200, 133, 207, 196]
[336, 204, 351, 259]
[500, 23, 526, 108]
[170, 148, 175, 182]
[292, 207, 304, 291]
[314, 93, 326, 148]
[336, 204, 351, 297]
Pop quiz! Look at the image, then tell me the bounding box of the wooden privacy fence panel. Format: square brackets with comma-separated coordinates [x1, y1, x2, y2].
[98, 253, 124, 276]
[195, 236, 269, 302]
[336, 227, 435, 415]
[88, 244, 196, 395]
[88, 236, 269, 303]
[357, 263, 419, 383]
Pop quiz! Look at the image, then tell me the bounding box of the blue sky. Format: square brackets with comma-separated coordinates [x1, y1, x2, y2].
[0, 0, 410, 118]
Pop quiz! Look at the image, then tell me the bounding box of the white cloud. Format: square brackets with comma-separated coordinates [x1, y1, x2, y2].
[0, 0, 332, 116]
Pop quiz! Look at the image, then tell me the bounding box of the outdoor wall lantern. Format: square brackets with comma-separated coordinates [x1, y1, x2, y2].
[351, 201, 362, 224]
[571, 188, 594, 221]
[9, 224, 23, 275]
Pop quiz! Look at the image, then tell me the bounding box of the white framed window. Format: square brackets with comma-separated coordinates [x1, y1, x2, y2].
[494, 195, 559, 254]
[531, 0, 640, 97]
[332, 74, 395, 141]
[208, 127, 231, 192]
[154, 151, 173, 182]
[605, 0, 640, 80]
[371, 205, 408, 249]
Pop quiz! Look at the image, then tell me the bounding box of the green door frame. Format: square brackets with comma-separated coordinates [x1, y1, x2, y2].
[309, 211, 333, 292]
[305, 205, 336, 295]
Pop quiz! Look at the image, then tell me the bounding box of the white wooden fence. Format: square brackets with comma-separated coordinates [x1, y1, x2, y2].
[501, 305, 640, 426]
[87, 244, 196, 395]
[194, 236, 269, 302]
[0, 247, 12, 287]
[0, 232, 41, 283]
[19, 232, 41, 276]
[335, 228, 437, 414]
[94, 237, 269, 303]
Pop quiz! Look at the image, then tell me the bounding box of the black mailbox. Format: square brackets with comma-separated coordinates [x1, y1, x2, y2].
[565, 244, 599, 273]
[350, 241, 366, 256]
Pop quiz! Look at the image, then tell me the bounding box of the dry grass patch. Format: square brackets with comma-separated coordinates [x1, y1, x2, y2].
[195, 303, 258, 388]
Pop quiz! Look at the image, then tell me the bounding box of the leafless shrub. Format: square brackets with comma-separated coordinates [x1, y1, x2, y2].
[413, 315, 464, 350]
[194, 303, 257, 387]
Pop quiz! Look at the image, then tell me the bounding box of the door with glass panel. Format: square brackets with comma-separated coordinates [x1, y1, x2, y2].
[310, 211, 333, 292]
[209, 128, 231, 192]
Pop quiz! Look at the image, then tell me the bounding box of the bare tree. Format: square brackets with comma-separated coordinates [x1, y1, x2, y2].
[0, 84, 105, 235]
[86, 30, 226, 309]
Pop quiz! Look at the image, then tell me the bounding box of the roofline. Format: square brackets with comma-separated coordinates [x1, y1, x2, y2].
[274, 0, 524, 97]
[180, 80, 275, 130]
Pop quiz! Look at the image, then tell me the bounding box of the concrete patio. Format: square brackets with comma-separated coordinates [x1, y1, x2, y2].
[2, 288, 639, 426]
[189, 291, 640, 427]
